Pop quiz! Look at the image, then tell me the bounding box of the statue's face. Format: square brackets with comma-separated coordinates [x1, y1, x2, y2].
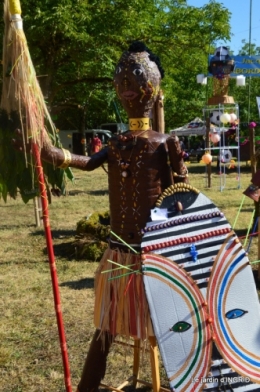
[113, 50, 161, 118]
[209, 60, 234, 79]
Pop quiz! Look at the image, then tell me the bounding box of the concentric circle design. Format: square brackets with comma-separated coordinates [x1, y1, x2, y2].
[207, 234, 260, 383]
[143, 253, 212, 391]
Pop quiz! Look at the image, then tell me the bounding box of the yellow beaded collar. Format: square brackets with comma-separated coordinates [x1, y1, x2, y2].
[129, 118, 150, 131]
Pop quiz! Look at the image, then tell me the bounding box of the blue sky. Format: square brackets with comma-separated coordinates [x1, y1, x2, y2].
[187, 0, 260, 54]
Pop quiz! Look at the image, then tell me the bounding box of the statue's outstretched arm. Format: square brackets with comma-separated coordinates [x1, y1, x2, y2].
[166, 135, 188, 183]
[41, 144, 108, 171]
[12, 129, 108, 171]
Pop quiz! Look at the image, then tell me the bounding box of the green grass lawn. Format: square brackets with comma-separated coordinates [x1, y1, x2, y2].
[0, 162, 259, 392]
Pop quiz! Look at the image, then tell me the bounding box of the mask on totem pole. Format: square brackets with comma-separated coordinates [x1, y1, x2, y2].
[208, 46, 235, 79]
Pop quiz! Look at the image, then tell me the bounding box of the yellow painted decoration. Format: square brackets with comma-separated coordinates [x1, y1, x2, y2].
[129, 117, 150, 131]
[9, 0, 22, 15]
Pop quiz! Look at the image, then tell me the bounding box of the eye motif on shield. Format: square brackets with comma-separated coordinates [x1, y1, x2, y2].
[207, 236, 260, 385]
[225, 309, 248, 319]
[142, 253, 212, 392]
[170, 321, 192, 333]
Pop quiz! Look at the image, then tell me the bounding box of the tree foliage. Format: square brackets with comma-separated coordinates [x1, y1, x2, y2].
[228, 40, 260, 132]
[0, 0, 232, 131]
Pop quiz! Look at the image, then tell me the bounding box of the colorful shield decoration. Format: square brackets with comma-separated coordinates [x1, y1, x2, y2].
[208, 233, 260, 384]
[141, 184, 260, 391]
[143, 253, 212, 391]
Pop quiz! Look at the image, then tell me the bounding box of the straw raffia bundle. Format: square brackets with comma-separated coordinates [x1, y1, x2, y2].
[1, 0, 54, 148]
[0, 0, 73, 202]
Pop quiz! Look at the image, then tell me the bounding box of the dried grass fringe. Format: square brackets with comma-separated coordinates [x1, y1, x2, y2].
[94, 248, 153, 345]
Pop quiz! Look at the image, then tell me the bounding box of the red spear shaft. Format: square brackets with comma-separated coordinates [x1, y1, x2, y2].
[32, 142, 72, 392]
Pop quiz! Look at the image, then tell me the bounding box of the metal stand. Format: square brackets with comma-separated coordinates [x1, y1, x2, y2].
[203, 103, 241, 191]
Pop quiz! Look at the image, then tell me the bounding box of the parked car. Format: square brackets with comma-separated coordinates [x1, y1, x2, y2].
[85, 129, 112, 155]
[99, 122, 128, 134]
[85, 129, 112, 144]
[57, 129, 112, 155]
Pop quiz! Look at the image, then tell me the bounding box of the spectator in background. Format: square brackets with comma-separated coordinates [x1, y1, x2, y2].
[196, 141, 204, 163]
[179, 137, 185, 151]
[179, 137, 190, 161]
[86, 138, 92, 156]
[91, 134, 102, 154]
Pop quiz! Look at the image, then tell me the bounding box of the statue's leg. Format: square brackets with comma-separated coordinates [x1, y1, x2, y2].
[77, 329, 114, 392]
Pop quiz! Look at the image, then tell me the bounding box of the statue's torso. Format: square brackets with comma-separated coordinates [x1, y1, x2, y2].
[107, 131, 173, 244]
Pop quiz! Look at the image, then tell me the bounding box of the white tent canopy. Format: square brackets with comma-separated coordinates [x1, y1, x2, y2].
[170, 117, 206, 136]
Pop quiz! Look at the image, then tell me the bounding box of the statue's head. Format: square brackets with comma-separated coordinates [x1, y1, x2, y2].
[113, 41, 164, 118]
[208, 46, 235, 79]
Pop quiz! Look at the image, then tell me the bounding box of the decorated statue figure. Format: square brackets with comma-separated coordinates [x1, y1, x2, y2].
[13, 40, 260, 392]
[14, 41, 188, 391]
[208, 46, 235, 105]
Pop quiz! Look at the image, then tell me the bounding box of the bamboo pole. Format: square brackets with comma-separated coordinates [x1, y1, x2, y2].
[33, 197, 41, 227]
[33, 196, 42, 227]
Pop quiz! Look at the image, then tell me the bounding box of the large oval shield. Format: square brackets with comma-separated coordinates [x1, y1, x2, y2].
[141, 183, 260, 391]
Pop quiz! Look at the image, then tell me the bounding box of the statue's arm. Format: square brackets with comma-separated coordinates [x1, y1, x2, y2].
[41, 144, 108, 171]
[166, 135, 188, 183]
[12, 130, 108, 171]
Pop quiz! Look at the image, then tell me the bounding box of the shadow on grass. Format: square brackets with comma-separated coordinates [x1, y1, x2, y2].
[31, 229, 76, 238]
[68, 189, 108, 196]
[241, 207, 256, 212]
[52, 241, 76, 259]
[87, 189, 109, 196]
[0, 223, 37, 229]
[60, 277, 94, 290]
[234, 228, 247, 238]
[100, 387, 159, 392]
[30, 229, 77, 260]
[102, 385, 169, 392]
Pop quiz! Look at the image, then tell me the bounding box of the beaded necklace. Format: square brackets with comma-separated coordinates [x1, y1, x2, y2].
[116, 130, 148, 178]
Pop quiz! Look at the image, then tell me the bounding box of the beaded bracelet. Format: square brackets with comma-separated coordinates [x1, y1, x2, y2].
[172, 172, 189, 178]
[58, 148, 72, 169]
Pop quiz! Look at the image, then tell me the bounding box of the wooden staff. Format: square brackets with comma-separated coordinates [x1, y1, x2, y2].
[32, 143, 72, 391]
